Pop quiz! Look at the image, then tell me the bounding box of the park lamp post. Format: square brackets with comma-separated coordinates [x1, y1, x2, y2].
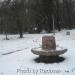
[52, 14, 55, 36]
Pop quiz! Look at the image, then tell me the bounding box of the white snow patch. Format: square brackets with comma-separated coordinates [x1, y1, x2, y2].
[0, 29, 75, 75]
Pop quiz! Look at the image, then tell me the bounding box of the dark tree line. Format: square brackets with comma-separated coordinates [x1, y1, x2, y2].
[0, 0, 75, 39]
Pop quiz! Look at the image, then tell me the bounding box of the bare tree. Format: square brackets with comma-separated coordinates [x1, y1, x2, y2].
[1, 0, 11, 40]
[63, 0, 72, 29]
[12, 0, 25, 38]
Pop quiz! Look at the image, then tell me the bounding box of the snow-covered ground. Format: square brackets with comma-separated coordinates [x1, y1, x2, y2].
[0, 29, 75, 75]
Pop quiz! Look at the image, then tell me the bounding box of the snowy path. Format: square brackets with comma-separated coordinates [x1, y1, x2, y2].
[0, 30, 75, 75]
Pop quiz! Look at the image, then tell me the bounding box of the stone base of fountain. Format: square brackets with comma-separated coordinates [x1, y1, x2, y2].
[31, 36, 67, 56]
[31, 46, 67, 56]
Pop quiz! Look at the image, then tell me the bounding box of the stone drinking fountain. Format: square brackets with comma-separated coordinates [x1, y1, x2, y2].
[31, 36, 67, 57]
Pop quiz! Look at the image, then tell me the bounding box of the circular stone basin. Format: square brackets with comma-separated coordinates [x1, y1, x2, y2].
[31, 46, 67, 56]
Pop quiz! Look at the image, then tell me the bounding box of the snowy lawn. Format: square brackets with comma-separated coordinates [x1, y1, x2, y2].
[0, 29, 75, 75]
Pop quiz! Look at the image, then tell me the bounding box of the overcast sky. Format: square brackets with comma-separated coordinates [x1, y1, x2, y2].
[0, 0, 73, 3]
[0, 0, 13, 2]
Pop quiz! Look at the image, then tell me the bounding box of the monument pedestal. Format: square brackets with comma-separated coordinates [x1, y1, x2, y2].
[31, 36, 67, 56]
